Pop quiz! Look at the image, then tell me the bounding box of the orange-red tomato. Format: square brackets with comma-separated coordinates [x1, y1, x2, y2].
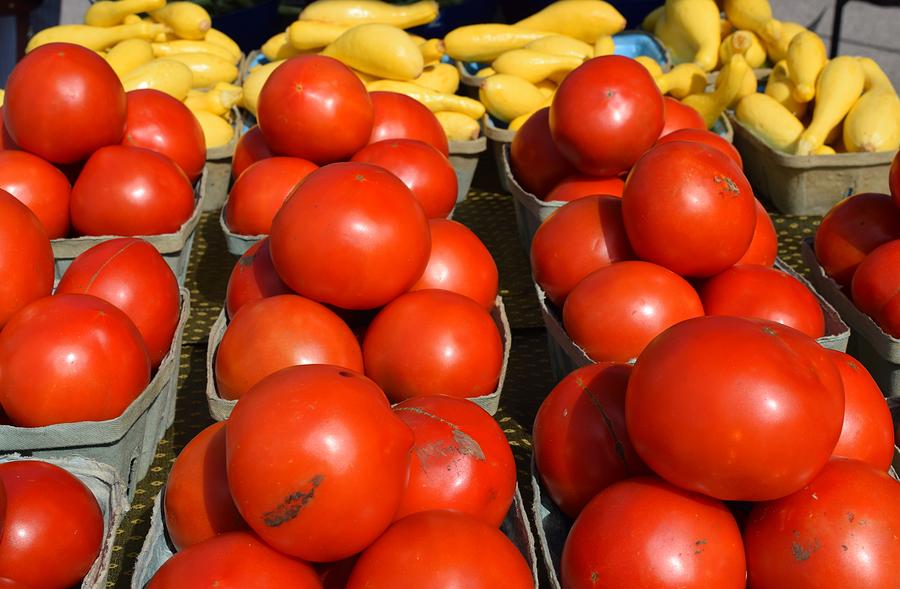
[224, 157, 318, 235]
[736, 199, 778, 266]
[224, 239, 293, 318]
[232, 125, 273, 179]
[510, 107, 576, 198]
[368, 92, 448, 156]
[0, 107, 13, 150]
[851, 239, 900, 337]
[658, 96, 706, 137]
[545, 174, 625, 202]
[656, 127, 743, 168]
[0, 151, 70, 239]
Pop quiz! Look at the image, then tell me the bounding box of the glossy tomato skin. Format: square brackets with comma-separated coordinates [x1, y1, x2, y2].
[258, 55, 373, 164]
[215, 294, 363, 400]
[546, 174, 625, 202]
[147, 532, 322, 589]
[0, 151, 70, 239]
[533, 363, 649, 518]
[622, 141, 756, 277]
[551, 56, 664, 176]
[736, 199, 777, 266]
[0, 189, 54, 329]
[659, 96, 706, 138]
[562, 261, 704, 362]
[562, 477, 746, 589]
[224, 239, 293, 318]
[70, 145, 195, 236]
[269, 162, 430, 310]
[850, 239, 900, 337]
[363, 290, 503, 402]
[744, 458, 900, 589]
[393, 395, 516, 526]
[3, 43, 125, 164]
[122, 89, 206, 182]
[510, 107, 576, 198]
[164, 422, 247, 551]
[408, 219, 498, 309]
[814, 193, 900, 286]
[226, 365, 414, 562]
[0, 460, 104, 589]
[224, 157, 318, 235]
[232, 125, 273, 179]
[368, 92, 448, 156]
[345, 510, 534, 589]
[626, 316, 845, 501]
[531, 196, 635, 307]
[351, 139, 456, 218]
[656, 127, 743, 168]
[0, 107, 14, 150]
[0, 578, 30, 588]
[56, 238, 181, 368]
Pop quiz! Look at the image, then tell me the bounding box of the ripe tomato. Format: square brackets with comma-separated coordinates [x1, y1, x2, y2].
[147, 532, 321, 589]
[0, 578, 30, 588]
[258, 55, 373, 164]
[545, 174, 625, 202]
[531, 196, 635, 307]
[0, 294, 150, 426]
[744, 458, 900, 589]
[626, 316, 845, 501]
[56, 238, 181, 369]
[0, 460, 104, 589]
[658, 96, 706, 137]
[622, 141, 756, 277]
[345, 510, 533, 589]
[0, 189, 54, 329]
[269, 162, 430, 310]
[736, 199, 778, 266]
[363, 290, 503, 402]
[0, 151, 70, 239]
[224, 157, 318, 235]
[562, 477, 746, 589]
[509, 107, 576, 198]
[351, 139, 456, 218]
[232, 125, 273, 179]
[550, 56, 664, 176]
[891, 151, 899, 209]
[226, 365, 413, 562]
[368, 92, 448, 156]
[408, 219, 498, 309]
[850, 239, 900, 337]
[562, 261, 704, 362]
[70, 145, 195, 236]
[814, 193, 900, 286]
[533, 363, 649, 518]
[0, 107, 14, 150]
[656, 127, 743, 168]
[393, 395, 516, 526]
[225, 239, 293, 318]
[215, 294, 363, 400]
[164, 422, 247, 551]
[3, 43, 125, 164]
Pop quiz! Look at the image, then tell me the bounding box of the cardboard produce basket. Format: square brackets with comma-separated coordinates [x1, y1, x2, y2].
[450, 136, 487, 202]
[0, 454, 128, 589]
[219, 208, 263, 256]
[0, 289, 190, 498]
[202, 107, 244, 212]
[205, 296, 511, 420]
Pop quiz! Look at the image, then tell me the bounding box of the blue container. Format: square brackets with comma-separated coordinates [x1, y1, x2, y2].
[212, 0, 281, 53]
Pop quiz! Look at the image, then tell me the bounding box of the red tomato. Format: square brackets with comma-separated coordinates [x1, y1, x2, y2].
[736, 199, 778, 266]
[533, 363, 649, 518]
[0, 151, 70, 239]
[318, 558, 357, 589]
[562, 261, 704, 362]
[656, 127, 743, 167]
[509, 107, 576, 198]
[3, 43, 125, 164]
[215, 294, 363, 400]
[147, 532, 321, 588]
[232, 125, 273, 179]
[226, 365, 413, 562]
[0, 107, 14, 150]
[622, 141, 756, 277]
[562, 477, 746, 589]
[363, 290, 503, 402]
[700, 264, 825, 338]
[531, 196, 635, 307]
[626, 315, 845, 501]
[224, 157, 318, 235]
[56, 238, 181, 369]
[745, 458, 900, 589]
[658, 96, 706, 138]
[368, 92, 448, 156]
[0, 294, 150, 426]
[257, 55, 373, 164]
[0, 190, 54, 329]
[851, 239, 900, 337]
[550, 56, 664, 176]
[164, 422, 247, 551]
[408, 219, 498, 309]
[345, 510, 533, 589]
[0, 460, 104, 589]
[0, 578, 30, 588]
[225, 239, 293, 318]
[891, 151, 899, 209]
[814, 193, 900, 286]
[393, 395, 516, 526]
[70, 145, 195, 236]
[545, 174, 625, 202]
[269, 162, 430, 310]
[827, 350, 894, 470]
[351, 139, 456, 218]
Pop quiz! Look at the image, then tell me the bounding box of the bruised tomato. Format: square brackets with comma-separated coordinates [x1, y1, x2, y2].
[0, 150, 71, 239]
[736, 199, 778, 266]
[510, 107, 576, 198]
[224, 157, 318, 235]
[224, 239, 293, 318]
[232, 125, 273, 179]
[545, 174, 625, 202]
[368, 92, 448, 156]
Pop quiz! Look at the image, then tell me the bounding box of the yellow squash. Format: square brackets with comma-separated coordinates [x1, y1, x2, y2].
[122, 58, 194, 100]
[367, 80, 485, 119]
[655, 63, 707, 99]
[715, 60, 757, 106]
[287, 20, 350, 51]
[0, 90, 5, 107]
[150, 2, 212, 40]
[735, 92, 804, 152]
[491, 49, 583, 84]
[434, 111, 481, 141]
[184, 82, 243, 116]
[444, 24, 551, 63]
[719, 18, 734, 38]
[27, 22, 166, 52]
[759, 19, 805, 63]
[204, 29, 242, 61]
[535, 79, 556, 98]
[843, 88, 900, 153]
[764, 60, 808, 118]
[241, 60, 284, 117]
[642, 6, 664, 31]
[857, 57, 895, 93]
[682, 54, 751, 127]
[514, 1, 625, 44]
[152, 40, 238, 63]
[634, 55, 664, 78]
[475, 67, 496, 78]
[419, 38, 445, 64]
[322, 23, 424, 80]
[410, 63, 459, 94]
[190, 110, 234, 148]
[719, 30, 766, 69]
[166, 53, 238, 88]
[105, 38, 155, 76]
[85, 0, 165, 27]
[508, 110, 537, 132]
[479, 74, 548, 123]
[299, 0, 438, 29]
[786, 31, 826, 102]
[653, 0, 721, 72]
[795, 56, 865, 155]
[525, 35, 594, 60]
[723, 0, 772, 33]
[260, 33, 302, 61]
[593, 35, 615, 56]
[122, 13, 142, 24]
